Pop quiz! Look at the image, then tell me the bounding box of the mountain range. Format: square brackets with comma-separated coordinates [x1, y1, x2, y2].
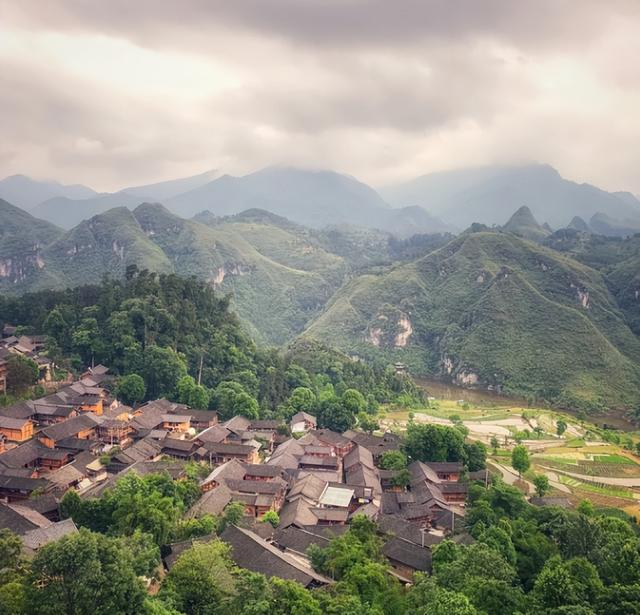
[304, 224, 640, 409]
[380, 163, 640, 232]
[4, 163, 640, 237]
[3, 166, 640, 409]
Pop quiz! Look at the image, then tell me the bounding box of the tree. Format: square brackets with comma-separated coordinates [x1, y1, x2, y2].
[317, 395, 356, 432]
[116, 373, 146, 406]
[161, 541, 236, 615]
[140, 345, 188, 400]
[357, 411, 379, 434]
[287, 387, 316, 414]
[25, 529, 146, 615]
[262, 511, 280, 528]
[270, 577, 323, 615]
[0, 582, 26, 615]
[391, 468, 411, 489]
[284, 364, 312, 389]
[122, 530, 161, 578]
[6, 354, 38, 395]
[533, 474, 550, 497]
[408, 576, 478, 615]
[379, 450, 408, 470]
[0, 529, 24, 582]
[511, 445, 530, 478]
[218, 502, 245, 532]
[404, 423, 465, 463]
[43, 307, 69, 349]
[464, 441, 487, 471]
[577, 500, 595, 516]
[557, 419, 568, 436]
[490, 435, 499, 455]
[212, 381, 259, 421]
[233, 392, 260, 420]
[72, 316, 104, 365]
[596, 584, 640, 615]
[341, 389, 366, 415]
[175, 375, 210, 409]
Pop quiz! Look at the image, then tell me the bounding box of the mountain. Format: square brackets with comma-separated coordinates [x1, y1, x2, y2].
[541, 230, 640, 338]
[0, 202, 352, 344]
[381, 163, 640, 230]
[167, 166, 393, 228]
[589, 212, 640, 237]
[122, 169, 219, 201]
[43, 207, 174, 287]
[0, 199, 64, 286]
[302, 227, 640, 409]
[32, 192, 146, 229]
[568, 216, 590, 232]
[135, 203, 349, 343]
[502, 205, 551, 241]
[384, 205, 457, 238]
[28, 171, 219, 230]
[0, 174, 96, 210]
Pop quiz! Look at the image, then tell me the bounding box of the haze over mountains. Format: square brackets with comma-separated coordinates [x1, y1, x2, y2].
[381, 163, 640, 232]
[3, 163, 640, 238]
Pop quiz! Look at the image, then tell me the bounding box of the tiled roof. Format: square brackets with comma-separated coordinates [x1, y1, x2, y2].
[40, 414, 99, 442]
[221, 524, 332, 586]
[382, 536, 432, 572]
[22, 519, 78, 551]
[0, 416, 31, 429]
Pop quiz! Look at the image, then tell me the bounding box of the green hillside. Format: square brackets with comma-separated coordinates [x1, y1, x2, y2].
[503, 205, 551, 241]
[0, 199, 64, 289]
[43, 207, 174, 287]
[544, 230, 640, 336]
[134, 203, 348, 343]
[303, 229, 640, 409]
[1, 202, 351, 344]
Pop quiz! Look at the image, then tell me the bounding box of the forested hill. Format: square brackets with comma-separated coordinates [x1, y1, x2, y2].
[0, 271, 420, 423]
[303, 228, 640, 411]
[0, 201, 392, 345]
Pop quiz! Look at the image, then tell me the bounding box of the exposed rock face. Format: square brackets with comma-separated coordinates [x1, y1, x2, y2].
[211, 262, 252, 287]
[442, 356, 454, 375]
[367, 326, 383, 347]
[578, 289, 590, 308]
[394, 316, 413, 347]
[0, 247, 46, 282]
[456, 370, 479, 386]
[569, 283, 590, 308]
[366, 308, 413, 349]
[112, 240, 125, 260]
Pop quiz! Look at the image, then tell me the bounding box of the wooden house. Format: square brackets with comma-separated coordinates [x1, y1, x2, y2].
[0, 417, 34, 442]
[290, 412, 317, 434]
[195, 441, 259, 465]
[37, 415, 99, 449]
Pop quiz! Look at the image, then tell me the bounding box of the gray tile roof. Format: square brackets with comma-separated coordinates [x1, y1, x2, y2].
[221, 524, 332, 586]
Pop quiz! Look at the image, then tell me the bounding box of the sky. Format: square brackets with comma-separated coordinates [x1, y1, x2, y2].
[1, 1, 639, 193]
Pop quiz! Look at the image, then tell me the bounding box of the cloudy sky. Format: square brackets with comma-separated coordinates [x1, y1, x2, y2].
[1, 1, 639, 193]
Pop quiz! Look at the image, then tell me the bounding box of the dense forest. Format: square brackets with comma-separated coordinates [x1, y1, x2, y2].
[0, 269, 421, 428]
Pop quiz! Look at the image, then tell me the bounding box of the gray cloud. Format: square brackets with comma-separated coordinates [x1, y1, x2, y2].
[1, 1, 640, 193]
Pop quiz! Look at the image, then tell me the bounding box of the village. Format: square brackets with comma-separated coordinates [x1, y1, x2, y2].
[0, 329, 482, 586]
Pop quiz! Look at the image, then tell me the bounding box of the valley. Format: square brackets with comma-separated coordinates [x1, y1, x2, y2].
[382, 391, 640, 515]
[2, 166, 640, 414]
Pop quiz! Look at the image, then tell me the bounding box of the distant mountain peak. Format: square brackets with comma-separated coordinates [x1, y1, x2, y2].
[505, 205, 539, 227]
[503, 205, 550, 241]
[568, 216, 590, 232]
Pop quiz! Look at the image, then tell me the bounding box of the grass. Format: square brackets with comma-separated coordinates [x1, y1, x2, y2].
[593, 454, 638, 464]
[558, 474, 635, 499]
[566, 438, 586, 448]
